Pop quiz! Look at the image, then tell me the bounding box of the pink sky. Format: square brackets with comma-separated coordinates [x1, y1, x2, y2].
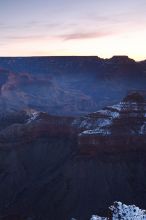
[0, 0, 146, 60]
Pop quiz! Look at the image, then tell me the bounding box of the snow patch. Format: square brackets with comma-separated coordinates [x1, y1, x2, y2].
[80, 120, 93, 129]
[80, 128, 111, 136]
[96, 119, 112, 127]
[26, 111, 40, 124]
[90, 215, 106, 220]
[71, 201, 146, 220]
[109, 201, 146, 220]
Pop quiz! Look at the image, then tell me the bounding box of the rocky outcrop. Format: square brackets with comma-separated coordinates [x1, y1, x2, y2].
[108, 201, 146, 220]
[72, 202, 146, 220]
[76, 92, 146, 154]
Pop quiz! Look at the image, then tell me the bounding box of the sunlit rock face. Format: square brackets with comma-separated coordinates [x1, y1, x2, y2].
[72, 202, 146, 220]
[76, 92, 146, 154]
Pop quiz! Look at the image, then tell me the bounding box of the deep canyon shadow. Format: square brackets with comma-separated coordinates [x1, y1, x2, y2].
[0, 137, 146, 220]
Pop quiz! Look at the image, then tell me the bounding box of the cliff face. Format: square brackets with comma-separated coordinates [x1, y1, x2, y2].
[75, 92, 146, 154]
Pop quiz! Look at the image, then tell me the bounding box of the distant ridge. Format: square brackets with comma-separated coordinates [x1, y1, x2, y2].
[0, 55, 145, 62]
[0, 56, 146, 115]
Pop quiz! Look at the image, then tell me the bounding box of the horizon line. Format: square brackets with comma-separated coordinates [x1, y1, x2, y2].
[0, 55, 145, 62]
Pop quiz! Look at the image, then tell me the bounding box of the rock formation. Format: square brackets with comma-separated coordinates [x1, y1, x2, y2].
[75, 92, 146, 154]
[72, 202, 146, 220]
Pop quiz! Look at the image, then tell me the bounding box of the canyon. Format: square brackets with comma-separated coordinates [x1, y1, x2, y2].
[0, 56, 146, 220]
[0, 56, 146, 115]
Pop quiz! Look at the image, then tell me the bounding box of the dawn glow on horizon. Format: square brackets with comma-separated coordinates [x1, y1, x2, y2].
[0, 0, 146, 60]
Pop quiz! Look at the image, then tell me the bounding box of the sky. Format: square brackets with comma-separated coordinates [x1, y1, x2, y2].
[0, 0, 146, 60]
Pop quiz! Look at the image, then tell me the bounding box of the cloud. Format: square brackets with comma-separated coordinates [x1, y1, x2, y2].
[0, 30, 112, 43]
[59, 30, 112, 41]
[0, 18, 113, 43]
